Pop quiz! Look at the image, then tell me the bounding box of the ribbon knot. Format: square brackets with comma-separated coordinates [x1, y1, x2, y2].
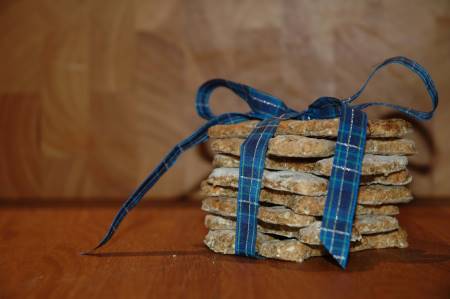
[303, 96, 344, 120]
[89, 56, 438, 268]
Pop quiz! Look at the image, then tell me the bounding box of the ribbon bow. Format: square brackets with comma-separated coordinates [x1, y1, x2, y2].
[89, 56, 438, 268]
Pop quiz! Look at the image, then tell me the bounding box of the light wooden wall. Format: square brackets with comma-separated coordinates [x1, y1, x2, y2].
[0, 0, 449, 200]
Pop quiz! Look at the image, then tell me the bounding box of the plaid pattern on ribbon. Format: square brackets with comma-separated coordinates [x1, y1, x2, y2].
[88, 57, 438, 268]
[235, 117, 282, 256]
[319, 106, 367, 267]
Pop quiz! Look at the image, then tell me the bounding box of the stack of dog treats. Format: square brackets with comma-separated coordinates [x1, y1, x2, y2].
[201, 118, 415, 262]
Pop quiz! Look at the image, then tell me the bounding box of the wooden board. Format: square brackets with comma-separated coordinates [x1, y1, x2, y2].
[0, 197, 449, 298]
[0, 0, 449, 199]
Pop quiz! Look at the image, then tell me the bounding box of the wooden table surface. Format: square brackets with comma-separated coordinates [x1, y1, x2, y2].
[0, 197, 449, 299]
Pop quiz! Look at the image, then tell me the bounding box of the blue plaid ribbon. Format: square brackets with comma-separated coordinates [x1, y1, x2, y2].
[88, 56, 438, 268]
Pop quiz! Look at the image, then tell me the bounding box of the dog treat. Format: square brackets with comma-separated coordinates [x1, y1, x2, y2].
[210, 137, 416, 158]
[355, 204, 399, 216]
[205, 214, 299, 238]
[283, 196, 400, 217]
[258, 239, 323, 263]
[297, 215, 398, 245]
[354, 215, 399, 234]
[207, 168, 328, 196]
[204, 228, 408, 262]
[204, 229, 276, 255]
[201, 197, 315, 228]
[208, 118, 412, 139]
[351, 228, 408, 252]
[211, 136, 334, 158]
[204, 213, 397, 245]
[297, 221, 362, 245]
[260, 229, 408, 262]
[212, 155, 411, 185]
[266, 136, 336, 158]
[358, 185, 413, 205]
[201, 182, 409, 215]
[213, 153, 408, 177]
[206, 169, 413, 203]
[360, 170, 412, 186]
[204, 214, 361, 243]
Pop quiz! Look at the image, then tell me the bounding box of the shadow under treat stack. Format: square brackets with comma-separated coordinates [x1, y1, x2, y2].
[201, 118, 414, 262]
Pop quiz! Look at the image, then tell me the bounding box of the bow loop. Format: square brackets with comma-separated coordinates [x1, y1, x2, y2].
[196, 79, 290, 121]
[347, 56, 438, 120]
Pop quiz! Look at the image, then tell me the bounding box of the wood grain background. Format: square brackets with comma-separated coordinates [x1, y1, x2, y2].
[0, 0, 449, 200]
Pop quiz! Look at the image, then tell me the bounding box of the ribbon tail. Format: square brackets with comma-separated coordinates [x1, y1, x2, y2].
[234, 117, 282, 257]
[320, 106, 368, 268]
[86, 113, 249, 253]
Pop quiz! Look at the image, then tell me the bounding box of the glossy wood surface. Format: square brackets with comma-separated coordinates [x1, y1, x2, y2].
[0, 0, 450, 199]
[0, 197, 449, 298]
